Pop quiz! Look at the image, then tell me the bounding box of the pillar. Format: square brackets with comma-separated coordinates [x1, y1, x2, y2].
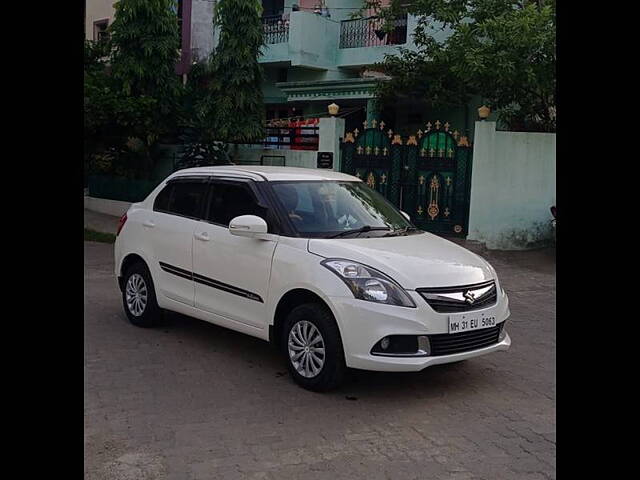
[318, 116, 346, 171]
[366, 98, 381, 124]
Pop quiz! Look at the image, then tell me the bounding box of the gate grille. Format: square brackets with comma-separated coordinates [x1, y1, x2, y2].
[341, 119, 473, 236]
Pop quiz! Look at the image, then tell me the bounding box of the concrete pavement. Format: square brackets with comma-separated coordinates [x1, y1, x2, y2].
[84, 240, 555, 480]
[85, 209, 120, 235]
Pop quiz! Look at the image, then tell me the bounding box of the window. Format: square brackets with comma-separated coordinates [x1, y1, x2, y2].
[206, 182, 266, 227]
[271, 181, 411, 236]
[93, 20, 109, 42]
[154, 185, 172, 212]
[154, 180, 208, 218]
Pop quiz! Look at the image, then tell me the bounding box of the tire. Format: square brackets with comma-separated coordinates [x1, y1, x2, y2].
[121, 261, 161, 328]
[282, 303, 346, 392]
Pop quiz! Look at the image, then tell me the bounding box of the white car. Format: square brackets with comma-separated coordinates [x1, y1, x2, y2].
[114, 166, 510, 391]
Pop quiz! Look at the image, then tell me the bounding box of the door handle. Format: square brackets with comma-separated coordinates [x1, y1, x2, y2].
[194, 232, 210, 242]
[143, 220, 155, 228]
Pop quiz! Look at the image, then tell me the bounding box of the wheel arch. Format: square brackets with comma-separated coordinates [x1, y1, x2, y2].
[118, 252, 151, 292]
[270, 288, 340, 351]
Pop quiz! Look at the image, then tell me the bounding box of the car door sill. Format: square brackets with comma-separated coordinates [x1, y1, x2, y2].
[161, 296, 267, 340]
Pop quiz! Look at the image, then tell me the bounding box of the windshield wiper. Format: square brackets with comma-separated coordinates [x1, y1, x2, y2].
[383, 226, 418, 237]
[328, 225, 392, 239]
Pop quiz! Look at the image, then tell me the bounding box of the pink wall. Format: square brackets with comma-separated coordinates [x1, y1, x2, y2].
[296, 1, 391, 12]
[291, 1, 392, 17]
[298, 0, 317, 9]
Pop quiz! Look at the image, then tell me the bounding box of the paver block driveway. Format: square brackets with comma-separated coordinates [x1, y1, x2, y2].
[84, 240, 555, 480]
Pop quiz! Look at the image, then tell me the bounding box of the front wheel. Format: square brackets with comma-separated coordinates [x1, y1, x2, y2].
[282, 303, 346, 392]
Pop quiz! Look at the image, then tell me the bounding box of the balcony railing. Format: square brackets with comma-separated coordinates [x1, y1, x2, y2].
[262, 14, 290, 45]
[339, 15, 408, 49]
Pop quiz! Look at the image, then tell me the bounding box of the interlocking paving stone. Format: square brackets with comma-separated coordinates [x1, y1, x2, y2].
[85, 241, 556, 479]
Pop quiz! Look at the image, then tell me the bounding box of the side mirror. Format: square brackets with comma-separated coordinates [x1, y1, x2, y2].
[400, 210, 411, 222]
[229, 215, 268, 238]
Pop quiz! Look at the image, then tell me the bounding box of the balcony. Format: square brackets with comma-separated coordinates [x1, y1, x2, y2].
[257, 11, 416, 69]
[260, 11, 339, 68]
[336, 14, 414, 69]
[262, 14, 290, 45]
[339, 15, 408, 49]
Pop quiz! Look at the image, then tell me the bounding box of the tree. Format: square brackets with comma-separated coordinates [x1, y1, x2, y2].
[110, 0, 181, 101]
[84, 1, 182, 180]
[193, 0, 265, 145]
[174, 62, 232, 167]
[365, 0, 556, 132]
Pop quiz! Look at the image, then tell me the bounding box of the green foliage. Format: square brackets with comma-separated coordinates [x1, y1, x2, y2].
[84, 39, 112, 73]
[85, 0, 183, 180]
[84, 0, 267, 181]
[175, 58, 233, 166]
[84, 39, 162, 179]
[175, 128, 232, 168]
[192, 0, 265, 144]
[370, 0, 556, 132]
[110, 0, 181, 100]
[84, 228, 116, 244]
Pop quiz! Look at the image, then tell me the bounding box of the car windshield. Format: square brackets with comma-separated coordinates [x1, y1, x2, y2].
[271, 181, 415, 238]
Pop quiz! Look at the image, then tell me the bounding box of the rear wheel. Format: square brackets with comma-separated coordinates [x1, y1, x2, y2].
[282, 303, 346, 392]
[122, 262, 161, 328]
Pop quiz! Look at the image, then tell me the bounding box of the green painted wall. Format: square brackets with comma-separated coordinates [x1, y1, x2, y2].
[467, 121, 556, 250]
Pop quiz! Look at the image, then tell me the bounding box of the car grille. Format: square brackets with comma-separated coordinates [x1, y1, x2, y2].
[417, 280, 497, 313]
[429, 323, 503, 356]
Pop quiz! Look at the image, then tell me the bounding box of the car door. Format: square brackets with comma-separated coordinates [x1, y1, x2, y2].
[193, 178, 278, 328]
[147, 176, 209, 306]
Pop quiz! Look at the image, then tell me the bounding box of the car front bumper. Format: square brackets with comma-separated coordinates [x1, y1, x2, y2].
[328, 290, 511, 372]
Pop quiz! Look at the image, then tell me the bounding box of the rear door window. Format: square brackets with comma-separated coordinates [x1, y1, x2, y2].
[153, 184, 172, 212]
[154, 179, 208, 219]
[206, 181, 267, 227]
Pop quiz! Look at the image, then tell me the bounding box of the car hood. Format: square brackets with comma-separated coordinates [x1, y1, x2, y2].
[308, 232, 494, 289]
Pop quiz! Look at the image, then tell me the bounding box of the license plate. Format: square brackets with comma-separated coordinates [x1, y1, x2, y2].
[448, 313, 497, 334]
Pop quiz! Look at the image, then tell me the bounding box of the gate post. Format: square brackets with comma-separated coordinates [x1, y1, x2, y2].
[318, 117, 346, 171]
[366, 98, 380, 124]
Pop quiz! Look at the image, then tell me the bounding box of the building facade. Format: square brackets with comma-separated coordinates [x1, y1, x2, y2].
[270, 1, 476, 139]
[180, 0, 478, 138]
[87, 1, 556, 248]
[85, 0, 116, 41]
[86, 1, 478, 137]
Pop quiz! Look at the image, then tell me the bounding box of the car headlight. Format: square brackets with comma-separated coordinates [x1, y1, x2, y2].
[321, 259, 416, 307]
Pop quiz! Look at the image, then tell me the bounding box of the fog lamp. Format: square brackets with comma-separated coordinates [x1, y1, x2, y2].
[380, 337, 390, 350]
[418, 336, 431, 355]
[498, 323, 507, 341]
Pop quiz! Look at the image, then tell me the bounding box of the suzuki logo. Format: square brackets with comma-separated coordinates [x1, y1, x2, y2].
[464, 290, 477, 304]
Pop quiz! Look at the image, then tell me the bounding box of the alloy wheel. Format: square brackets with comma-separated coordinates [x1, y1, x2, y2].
[288, 320, 326, 378]
[125, 273, 148, 317]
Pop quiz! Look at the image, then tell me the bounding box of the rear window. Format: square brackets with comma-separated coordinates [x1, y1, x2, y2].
[153, 180, 208, 219]
[153, 184, 172, 212]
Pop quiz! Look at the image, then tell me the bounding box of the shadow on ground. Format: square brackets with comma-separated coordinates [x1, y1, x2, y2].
[156, 310, 496, 402]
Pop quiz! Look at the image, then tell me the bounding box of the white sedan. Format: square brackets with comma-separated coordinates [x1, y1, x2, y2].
[114, 166, 510, 391]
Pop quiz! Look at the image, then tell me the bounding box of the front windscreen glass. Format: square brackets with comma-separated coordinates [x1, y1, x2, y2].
[271, 181, 416, 238]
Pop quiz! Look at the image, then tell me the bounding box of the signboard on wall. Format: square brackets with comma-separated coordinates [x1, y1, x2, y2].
[317, 152, 333, 169]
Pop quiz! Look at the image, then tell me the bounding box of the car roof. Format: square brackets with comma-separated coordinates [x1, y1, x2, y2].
[170, 165, 361, 182]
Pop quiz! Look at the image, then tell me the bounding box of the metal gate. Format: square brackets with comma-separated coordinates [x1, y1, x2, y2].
[341, 119, 473, 236]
